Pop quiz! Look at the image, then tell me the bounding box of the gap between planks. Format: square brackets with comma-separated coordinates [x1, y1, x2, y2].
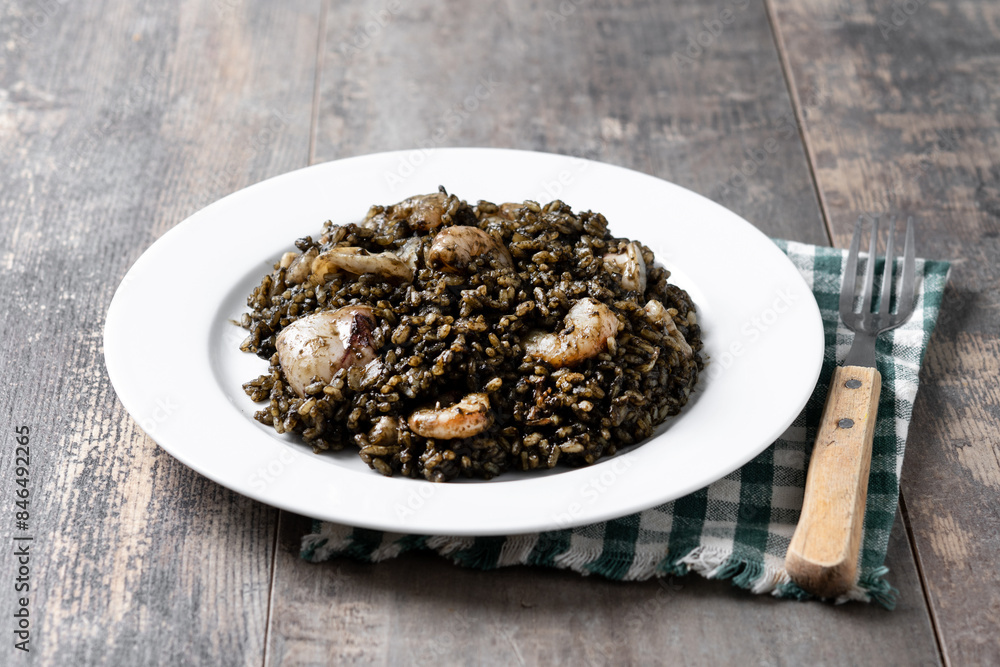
[307, 0, 329, 168]
[762, 0, 946, 661]
[255, 5, 939, 664]
[263, 3, 329, 665]
[762, 0, 835, 246]
[900, 493, 951, 667]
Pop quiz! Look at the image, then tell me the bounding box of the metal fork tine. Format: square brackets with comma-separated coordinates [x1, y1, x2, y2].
[859, 216, 879, 323]
[840, 216, 864, 320]
[895, 217, 917, 323]
[877, 215, 897, 324]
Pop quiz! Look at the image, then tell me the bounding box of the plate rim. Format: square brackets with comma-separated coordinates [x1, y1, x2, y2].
[104, 146, 824, 535]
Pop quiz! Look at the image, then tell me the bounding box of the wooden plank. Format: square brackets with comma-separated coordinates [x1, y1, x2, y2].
[0, 0, 319, 663]
[265, 1, 940, 663]
[767, 0, 1000, 662]
[312, 0, 830, 243]
[269, 511, 938, 666]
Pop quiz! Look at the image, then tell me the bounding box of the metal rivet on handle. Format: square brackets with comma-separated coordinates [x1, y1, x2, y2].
[845, 379, 862, 389]
[838, 418, 855, 429]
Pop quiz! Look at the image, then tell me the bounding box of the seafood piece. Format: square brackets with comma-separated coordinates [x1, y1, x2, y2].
[396, 237, 423, 275]
[426, 225, 514, 272]
[393, 192, 448, 231]
[277, 247, 318, 284]
[311, 247, 413, 283]
[408, 393, 492, 440]
[275, 306, 380, 397]
[359, 205, 388, 231]
[603, 242, 646, 294]
[498, 202, 523, 220]
[368, 416, 400, 446]
[644, 299, 694, 358]
[347, 357, 384, 391]
[524, 298, 621, 368]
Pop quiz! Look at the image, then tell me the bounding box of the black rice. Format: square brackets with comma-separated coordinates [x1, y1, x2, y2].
[240, 188, 703, 482]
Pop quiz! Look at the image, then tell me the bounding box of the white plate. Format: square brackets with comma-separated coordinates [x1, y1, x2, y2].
[105, 148, 823, 536]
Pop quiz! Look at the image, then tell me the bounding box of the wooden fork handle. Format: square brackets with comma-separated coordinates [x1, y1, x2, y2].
[785, 365, 881, 598]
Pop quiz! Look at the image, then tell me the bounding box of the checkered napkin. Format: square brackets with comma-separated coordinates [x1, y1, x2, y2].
[301, 240, 950, 606]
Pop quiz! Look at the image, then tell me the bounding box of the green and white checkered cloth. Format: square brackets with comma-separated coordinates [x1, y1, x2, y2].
[301, 240, 950, 607]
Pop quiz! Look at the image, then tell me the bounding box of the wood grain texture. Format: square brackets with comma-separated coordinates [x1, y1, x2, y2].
[313, 0, 831, 243]
[269, 511, 939, 666]
[0, 0, 320, 664]
[787, 366, 881, 598]
[262, 1, 940, 664]
[2, 0, 981, 663]
[767, 0, 1000, 662]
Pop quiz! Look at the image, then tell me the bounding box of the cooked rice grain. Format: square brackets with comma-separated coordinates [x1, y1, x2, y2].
[241, 190, 702, 482]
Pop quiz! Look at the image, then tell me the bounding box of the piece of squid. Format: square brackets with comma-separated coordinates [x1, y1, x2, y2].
[277, 247, 318, 285]
[368, 416, 400, 447]
[396, 237, 423, 275]
[393, 192, 448, 231]
[498, 202, 523, 220]
[275, 305, 380, 397]
[603, 242, 647, 294]
[407, 393, 492, 440]
[311, 247, 414, 283]
[524, 298, 621, 368]
[644, 299, 694, 359]
[426, 225, 514, 272]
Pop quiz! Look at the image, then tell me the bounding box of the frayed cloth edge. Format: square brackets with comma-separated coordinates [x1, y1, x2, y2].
[299, 527, 896, 608]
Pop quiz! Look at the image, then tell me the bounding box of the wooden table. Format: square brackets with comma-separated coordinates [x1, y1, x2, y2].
[2, 0, 997, 664]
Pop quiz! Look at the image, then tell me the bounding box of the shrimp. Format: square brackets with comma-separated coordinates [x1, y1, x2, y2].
[393, 192, 448, 231]
[275, 305, 380, 397]
[524, 298, 621, 368]
[644, 299, 694, 358]
[426, 225, 514, 272]
[311, 247, 414, 283]
[407, 393, 492, 440]
[603, 241, 646, 294]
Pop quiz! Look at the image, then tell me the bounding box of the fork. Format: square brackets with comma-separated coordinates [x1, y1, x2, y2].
[784, 215, 916, 598]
